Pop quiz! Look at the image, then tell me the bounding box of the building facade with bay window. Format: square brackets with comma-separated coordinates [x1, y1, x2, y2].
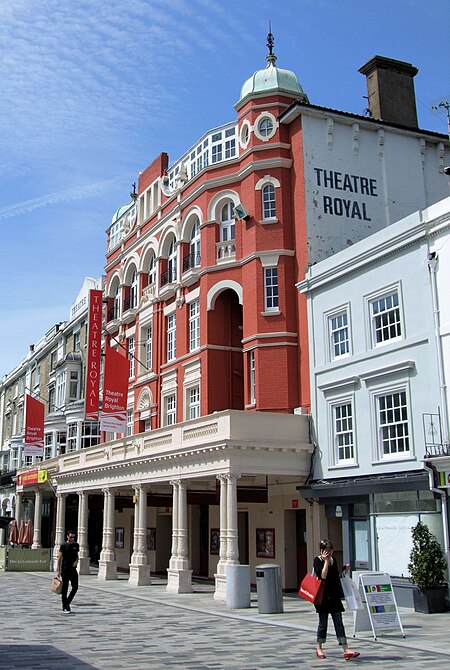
[11, 45, 450, 595]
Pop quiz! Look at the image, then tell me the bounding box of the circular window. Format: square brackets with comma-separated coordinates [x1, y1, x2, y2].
[258, 117, 273, 137]
[239, 121, 251, 149]
[254, 113, 277, 141]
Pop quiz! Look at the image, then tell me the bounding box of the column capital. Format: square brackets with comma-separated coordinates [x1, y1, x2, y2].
[133, 483, 148, 494]
[225, 473, 240, 483]
[169, 479, 181, 488]
[56, 491, 67, 500]
[216, 474, 227, 483]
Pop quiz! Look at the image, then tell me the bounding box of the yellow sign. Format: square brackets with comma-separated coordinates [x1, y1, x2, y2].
[38, 470, 48, 483]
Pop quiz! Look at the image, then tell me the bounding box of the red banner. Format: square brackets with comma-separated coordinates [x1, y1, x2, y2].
[100, 345, 129, 434]
[85, 289, 103, 420]
[24, 394, 45, 457]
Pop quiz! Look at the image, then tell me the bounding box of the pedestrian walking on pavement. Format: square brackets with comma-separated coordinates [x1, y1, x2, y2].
[313, 539, 360, 660]
[56, 530, 79, 613]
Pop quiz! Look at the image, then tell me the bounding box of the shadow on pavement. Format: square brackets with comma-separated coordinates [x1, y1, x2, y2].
[0, 645, 98, 669]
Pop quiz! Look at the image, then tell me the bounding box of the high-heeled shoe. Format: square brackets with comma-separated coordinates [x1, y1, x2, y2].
[343, 651, 360, 660]
[316, 650, 326, 659]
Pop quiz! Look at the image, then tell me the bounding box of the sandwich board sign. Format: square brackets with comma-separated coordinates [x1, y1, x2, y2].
[354, 572, 404, 641]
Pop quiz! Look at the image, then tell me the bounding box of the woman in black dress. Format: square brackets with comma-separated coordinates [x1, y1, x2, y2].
[313, 539, 360, 660]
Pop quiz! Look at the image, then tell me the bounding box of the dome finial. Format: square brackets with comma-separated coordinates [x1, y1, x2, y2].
[266, 23, 277, 65]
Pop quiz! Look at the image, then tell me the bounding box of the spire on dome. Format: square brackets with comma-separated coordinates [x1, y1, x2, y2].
[266, 24, 277, 65]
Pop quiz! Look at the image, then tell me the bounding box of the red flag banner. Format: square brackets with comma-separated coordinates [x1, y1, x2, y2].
[100, 345, 129, 434]
[24, 394, 45, 457]
[85, 289, 103, 420]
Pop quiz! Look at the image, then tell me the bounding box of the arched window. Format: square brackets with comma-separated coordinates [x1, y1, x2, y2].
[220, 202, 235, 242]
[129, 269, 138, 309]
[262, 183, 276, 219]
[168, 238, 177, 283]
[148, 254, 156, 285]
[113, 284, 121, 319]
[190, 217, 201, 268]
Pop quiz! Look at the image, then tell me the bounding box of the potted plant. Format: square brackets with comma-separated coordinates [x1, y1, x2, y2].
[408, 521, 449, 613]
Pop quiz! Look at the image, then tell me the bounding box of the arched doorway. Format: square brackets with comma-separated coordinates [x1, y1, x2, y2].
[207, 287, 244, 412]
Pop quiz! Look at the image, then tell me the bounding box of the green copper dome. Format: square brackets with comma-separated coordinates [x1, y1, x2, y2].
[238, 52, 308, 105]
[111, 202, 132, 225]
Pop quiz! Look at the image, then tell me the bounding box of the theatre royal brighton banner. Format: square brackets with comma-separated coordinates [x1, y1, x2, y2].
[100, 344, 129, 434]
[24, 393, 44, 457]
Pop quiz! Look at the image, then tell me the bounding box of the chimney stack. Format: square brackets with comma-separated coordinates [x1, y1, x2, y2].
[359, 55, 419, 128]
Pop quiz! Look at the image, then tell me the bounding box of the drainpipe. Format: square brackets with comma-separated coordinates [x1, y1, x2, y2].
[423, 462, 450, 576]
[427, 253, 449, 445]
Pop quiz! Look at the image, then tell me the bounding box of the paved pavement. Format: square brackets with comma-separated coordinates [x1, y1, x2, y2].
[0, 570, 449, 669]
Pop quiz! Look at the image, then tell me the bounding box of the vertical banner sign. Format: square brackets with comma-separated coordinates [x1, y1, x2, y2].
[85, 289, 103, 420]
[100, 345, 129, 434]
[24, 394, 45, 457]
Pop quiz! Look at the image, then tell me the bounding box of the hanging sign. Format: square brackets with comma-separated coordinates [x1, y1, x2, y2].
[24, 394, 45, 457]
[85, 289, 103, 420]
[100, 344, 129, 434]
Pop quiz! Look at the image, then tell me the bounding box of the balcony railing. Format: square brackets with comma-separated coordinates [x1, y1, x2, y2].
[182, 251, 201, 273]
[123, 294, 137, 312]
[160, 268, 177, 287]
[216, 240, 236, 261]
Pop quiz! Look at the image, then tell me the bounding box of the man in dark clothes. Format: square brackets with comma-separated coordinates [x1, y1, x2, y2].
[56, 530, 79, 613]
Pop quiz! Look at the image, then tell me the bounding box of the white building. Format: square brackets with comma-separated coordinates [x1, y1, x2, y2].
[299, 196, 450, 589]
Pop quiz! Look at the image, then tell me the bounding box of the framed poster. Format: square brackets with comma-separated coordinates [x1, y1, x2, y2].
[146, 527, 156, 551]
[256, 528, 275, 558]
[114, 527, 124, 549]
[210, 528, 220, 555]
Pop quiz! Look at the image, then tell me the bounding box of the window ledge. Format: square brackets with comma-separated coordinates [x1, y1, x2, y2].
[372, 454, 415, 465]
[259, 218, 279, 225]
[245, 403, 256, 409]
[261, 310, 281, 317]
[328, 462, 359, 470]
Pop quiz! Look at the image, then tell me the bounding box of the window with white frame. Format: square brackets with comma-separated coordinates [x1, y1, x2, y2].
[109, 218, 123, 250]
[145, 326, 152, 370]
[376, 390, 410, 458]
[69, 370, 80, 401]
[57, 430, 67, 455]
[127, 407, 134, 436]
[189, 217, 201, 268]
[67, 424, 77, 452]
[55, 370, 66, 410]
[25, 455, 33, 466]
[168, 238, 177, 283]
[129, 269, 138, 309]
[73, 331, 81, 352]
[81, 421, 100, 449]
[188, 386, 200, 420]
[189, 300, 200, 351]
[148, 254, 156, 285]
[264, 267, 279, 311]
[167, 314, 176, 362]
[262, 183, 276, 219]
[165, 394, 176, 426]
[48, 386, 55, 413]
[329, 309, 350, 360]
[11, 448, 19, 469]
[113, 284, 121, 319]
[333, 401, 355, 463]
[258, 116, 274, 137]
[44, 434, 53, 460]
[370, 290, 402, 346]
[220, 202, 235, 242]
[249, 350, 256, 404]
[128, 336, 135, 378]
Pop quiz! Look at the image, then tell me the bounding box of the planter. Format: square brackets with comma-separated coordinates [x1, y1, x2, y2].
[413, 586, 449, 614]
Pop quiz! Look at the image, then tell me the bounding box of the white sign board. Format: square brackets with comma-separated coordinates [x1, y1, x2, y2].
[358, 572, 404, 640]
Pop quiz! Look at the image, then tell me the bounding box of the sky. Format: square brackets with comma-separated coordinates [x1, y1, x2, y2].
[1, 0, 449, 379]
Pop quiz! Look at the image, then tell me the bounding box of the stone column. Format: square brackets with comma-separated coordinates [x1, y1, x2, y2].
[31, 489, 43, 548]
[167, 479, 192, 593]
[214, 474, 228, 601]
[98, 487, 117, 580]
[14, 492, 23, 525]
[226, 474, 240, 564]
[53, 492, 66, 570]
[129, 485, 151, 586]
[77, 490, 90, 575]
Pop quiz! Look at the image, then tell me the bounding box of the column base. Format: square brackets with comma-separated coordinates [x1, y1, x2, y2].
[214, 572, 227, 601]
[78, 557, 91, 575]
[166, 568, 193, 593]
[129, 564, 151, 586]
[98, 560, 117, 580]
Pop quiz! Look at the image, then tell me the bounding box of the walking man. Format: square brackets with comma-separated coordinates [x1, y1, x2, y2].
[57, 530, 79, 613]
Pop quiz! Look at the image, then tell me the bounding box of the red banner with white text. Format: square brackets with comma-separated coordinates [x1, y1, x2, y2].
[84, 289, 103, 420]
[100, 345, 129, 434]
[24, 394, 45, 457]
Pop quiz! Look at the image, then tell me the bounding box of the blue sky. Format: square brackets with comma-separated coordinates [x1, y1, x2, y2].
[1, 0, 449, 379]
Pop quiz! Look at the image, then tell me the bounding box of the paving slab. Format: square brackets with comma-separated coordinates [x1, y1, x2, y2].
[0, 570, 448, 669]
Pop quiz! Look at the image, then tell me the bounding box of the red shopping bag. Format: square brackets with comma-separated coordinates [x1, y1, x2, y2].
[298, 571, 324, 604]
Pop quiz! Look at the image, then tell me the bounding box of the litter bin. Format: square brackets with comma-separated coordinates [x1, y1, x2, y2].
[226, 564, 251, 609]
[255, 564, 283, 613]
